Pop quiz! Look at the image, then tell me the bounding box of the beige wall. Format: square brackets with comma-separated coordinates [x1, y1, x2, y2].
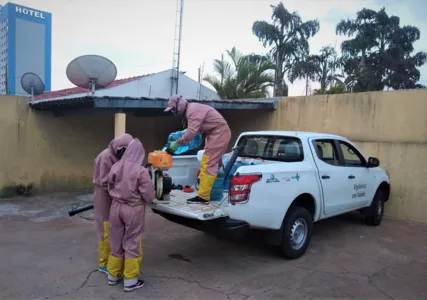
[271, 89, 427, 223]
[2, 90, 427, 223]
[0, 96, 181, 193]
[225, 89, 427, 223]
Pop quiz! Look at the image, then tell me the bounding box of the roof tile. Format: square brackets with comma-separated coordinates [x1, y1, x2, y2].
[34, 73, 153, 100]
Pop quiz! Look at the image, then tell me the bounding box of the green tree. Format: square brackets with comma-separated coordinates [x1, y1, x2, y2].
[204, 47, 275, 99]
[289, 46, 345, 94]
[252, 2, 319, 96]
[337, 7, 427, 92]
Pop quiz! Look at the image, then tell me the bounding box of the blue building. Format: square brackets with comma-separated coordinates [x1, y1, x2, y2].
[0, 2, 51, 95]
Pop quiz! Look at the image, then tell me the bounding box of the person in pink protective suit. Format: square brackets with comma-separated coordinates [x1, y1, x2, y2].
[93, 133, 133, 274]
[107, 138, 155, 292]
[165, 95, 231, 204]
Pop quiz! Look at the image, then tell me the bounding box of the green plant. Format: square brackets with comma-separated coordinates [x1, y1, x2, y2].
[0, 183, 35, 198]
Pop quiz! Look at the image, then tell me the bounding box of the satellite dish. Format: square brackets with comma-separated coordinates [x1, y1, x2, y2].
[20, 72, 45, 100]
[66, 55, 117, 93]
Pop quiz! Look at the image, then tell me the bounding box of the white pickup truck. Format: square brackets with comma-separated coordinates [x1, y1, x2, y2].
[150, 131, 391, 259]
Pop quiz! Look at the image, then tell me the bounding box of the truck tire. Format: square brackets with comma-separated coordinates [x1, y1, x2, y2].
[365, 189, 385, 226]
[279, 206, 313, 259]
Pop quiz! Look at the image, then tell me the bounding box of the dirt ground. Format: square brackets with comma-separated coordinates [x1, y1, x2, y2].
[0, 191, 426, 300]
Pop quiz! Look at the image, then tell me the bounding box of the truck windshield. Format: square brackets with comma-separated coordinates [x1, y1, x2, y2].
[236, 135, 304, 162]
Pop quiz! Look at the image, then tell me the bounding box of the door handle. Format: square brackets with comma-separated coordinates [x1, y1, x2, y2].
[348, 175, 355, 179]
[321, 175, 330, 179]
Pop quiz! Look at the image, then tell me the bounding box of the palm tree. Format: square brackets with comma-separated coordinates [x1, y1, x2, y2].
[252, 2, 319, 96]
[314, 46, 345, 91]
[289, 46, 345, 94]
[203, 47, 275, 99]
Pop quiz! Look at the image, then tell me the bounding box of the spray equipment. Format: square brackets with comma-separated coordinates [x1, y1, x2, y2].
[68, 204, 93, 217]
[147, 149, 173, 204]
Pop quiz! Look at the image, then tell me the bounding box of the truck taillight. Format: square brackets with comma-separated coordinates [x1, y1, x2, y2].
[229, 173, 262, 204]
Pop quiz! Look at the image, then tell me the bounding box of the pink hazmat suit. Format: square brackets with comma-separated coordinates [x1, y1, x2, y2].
[177, 102, 231, 201]
[107, 138, 156, 287]
[93, 133, 133, 271]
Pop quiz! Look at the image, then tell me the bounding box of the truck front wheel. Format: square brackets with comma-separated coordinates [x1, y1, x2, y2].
[364, 189, 385, 226]
[279, 206, 313, 259]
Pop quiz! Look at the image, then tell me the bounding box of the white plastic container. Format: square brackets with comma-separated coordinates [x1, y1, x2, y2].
[166, 155, 200, 187]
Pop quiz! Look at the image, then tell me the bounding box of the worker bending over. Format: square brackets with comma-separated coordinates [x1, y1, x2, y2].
[107, 138, 155, 292]
[93, 133, 133, 274]
[165, 95, 231, 204]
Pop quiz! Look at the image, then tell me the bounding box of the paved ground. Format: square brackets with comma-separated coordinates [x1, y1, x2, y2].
[0, 191, 427, 300]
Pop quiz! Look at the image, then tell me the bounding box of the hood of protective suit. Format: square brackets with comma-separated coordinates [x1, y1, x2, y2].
[93, 133, 133, 189]
[108, 138, 153, 205]
[164, 95, 187, 115]
[120, 138, 145, 165]
[108, 133, 133, 154]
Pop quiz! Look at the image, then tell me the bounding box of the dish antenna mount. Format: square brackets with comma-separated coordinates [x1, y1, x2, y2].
[66, 55, 117, 94]
[20, 72, 45, 100]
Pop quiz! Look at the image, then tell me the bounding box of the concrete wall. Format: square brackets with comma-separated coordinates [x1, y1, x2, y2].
[224, 89, 427, 223]
[0, 96, 181, 193]
[265, 89, 427, 223]
[2, 89, 427, 223]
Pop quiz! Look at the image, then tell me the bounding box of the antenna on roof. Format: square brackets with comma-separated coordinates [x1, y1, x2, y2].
[20, 72, 45, 101]
[66, 55, 117, 94]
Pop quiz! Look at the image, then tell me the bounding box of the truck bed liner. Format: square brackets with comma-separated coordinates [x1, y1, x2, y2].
[151, 190, 228, 221]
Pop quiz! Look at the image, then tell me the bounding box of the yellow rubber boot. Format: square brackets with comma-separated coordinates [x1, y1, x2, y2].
[98, 221, 111, 274]
[107, 255, 124, 285]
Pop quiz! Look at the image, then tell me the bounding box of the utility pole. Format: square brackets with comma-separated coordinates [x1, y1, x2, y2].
[171, 0, 184, 96]
[197, 66, 201, 99]
[220, 54, 224, 86]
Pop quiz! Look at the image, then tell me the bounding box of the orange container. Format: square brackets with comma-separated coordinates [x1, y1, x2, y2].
[148, 151, 173, 169]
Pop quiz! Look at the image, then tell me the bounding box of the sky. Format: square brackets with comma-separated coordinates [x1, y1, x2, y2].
[9, 0, 427, 96]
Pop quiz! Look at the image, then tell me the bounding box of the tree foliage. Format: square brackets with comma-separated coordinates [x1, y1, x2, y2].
[289, 45, 345, 91]
[203, 47, 275, 99]
[205, 3, 426, 99]
[252, 2, 319, 96]
[337, 7, 427, 92]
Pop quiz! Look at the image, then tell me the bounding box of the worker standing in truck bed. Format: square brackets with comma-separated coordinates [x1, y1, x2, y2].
[165, 95, 231, 205]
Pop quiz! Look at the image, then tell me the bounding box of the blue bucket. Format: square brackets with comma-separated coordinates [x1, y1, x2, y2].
[210, 168, 226, 201]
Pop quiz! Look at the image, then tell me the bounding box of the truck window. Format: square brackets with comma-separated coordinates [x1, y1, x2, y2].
[338, 141, 366, 167]
[314, 140, 340, 166]
[236, 135, 303, 162]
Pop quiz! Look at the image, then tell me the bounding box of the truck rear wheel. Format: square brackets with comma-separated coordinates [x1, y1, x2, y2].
[279, 206, 313, 259]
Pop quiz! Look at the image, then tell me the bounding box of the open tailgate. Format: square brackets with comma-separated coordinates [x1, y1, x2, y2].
[150, 190, 228, 221]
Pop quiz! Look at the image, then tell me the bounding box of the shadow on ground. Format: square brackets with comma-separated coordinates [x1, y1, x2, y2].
[0, 191, 426, 299]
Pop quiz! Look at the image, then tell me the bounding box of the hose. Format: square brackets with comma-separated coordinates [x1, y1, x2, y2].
[68, 204, 94, 217]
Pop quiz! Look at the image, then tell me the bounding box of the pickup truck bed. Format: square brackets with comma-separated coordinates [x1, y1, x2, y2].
[150, 190, 250, 237]
[151, 189, 229, 221]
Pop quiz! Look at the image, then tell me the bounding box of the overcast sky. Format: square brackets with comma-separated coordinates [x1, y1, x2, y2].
[11, 0, 427, 96]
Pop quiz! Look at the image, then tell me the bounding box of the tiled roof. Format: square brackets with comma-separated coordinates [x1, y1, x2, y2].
[34, 73, 154, 100]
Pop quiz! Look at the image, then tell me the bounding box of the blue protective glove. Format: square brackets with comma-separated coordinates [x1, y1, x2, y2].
[168, 141, 179, 152]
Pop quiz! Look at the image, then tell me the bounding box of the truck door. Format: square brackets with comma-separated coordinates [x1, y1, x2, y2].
[335, 140, 374, 209]
[309, 138, 350, 216]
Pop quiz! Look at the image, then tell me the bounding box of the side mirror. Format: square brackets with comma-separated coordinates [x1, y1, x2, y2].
[367, 157, 380, 168]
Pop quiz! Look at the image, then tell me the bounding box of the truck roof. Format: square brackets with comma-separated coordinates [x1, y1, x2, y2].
[241, 130, 344, 140]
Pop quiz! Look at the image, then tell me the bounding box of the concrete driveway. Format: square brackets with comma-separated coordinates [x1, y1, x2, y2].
[0, 191, 426, 300]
